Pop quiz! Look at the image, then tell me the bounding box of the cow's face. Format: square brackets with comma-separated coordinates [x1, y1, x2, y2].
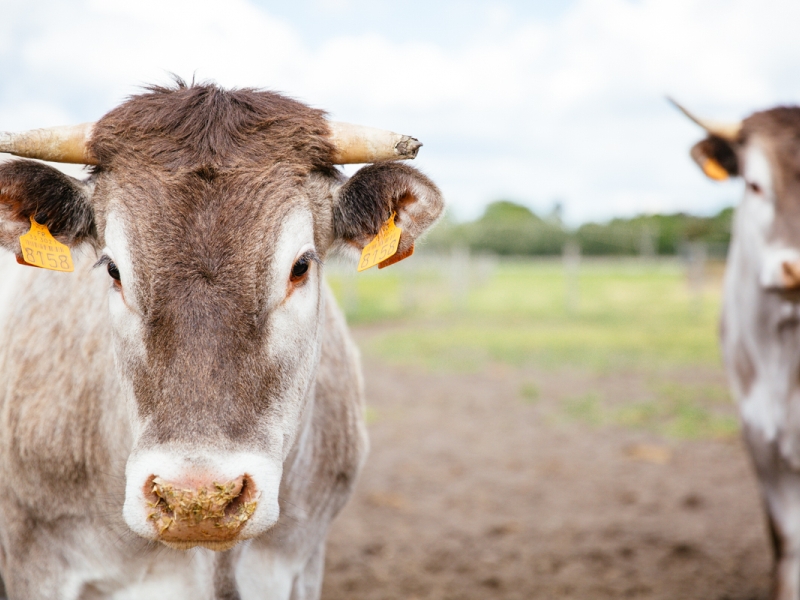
[0, 85, 443, 550]
[688, 108, 800, 290]
[99, 167, 329, 549]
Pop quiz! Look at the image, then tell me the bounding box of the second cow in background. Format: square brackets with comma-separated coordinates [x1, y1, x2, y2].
[677, 99, 800, 600]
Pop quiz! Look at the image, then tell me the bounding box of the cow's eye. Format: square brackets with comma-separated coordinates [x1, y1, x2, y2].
[290, 256, 310, 282]
[107, 261, 121, 281]
[747, 180, 762, 195]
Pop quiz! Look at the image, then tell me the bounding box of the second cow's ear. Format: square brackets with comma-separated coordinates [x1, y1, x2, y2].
[0, 159, 96, 252]
[690, 136, 739, 181]
[332, 162, 444, 258]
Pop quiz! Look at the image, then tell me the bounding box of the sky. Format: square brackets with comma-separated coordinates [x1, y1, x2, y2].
[2, 0, 800, 224]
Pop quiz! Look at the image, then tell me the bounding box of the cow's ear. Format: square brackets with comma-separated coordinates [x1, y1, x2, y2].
[690, 135, 739, 181]
[0, 159, 95, 251]
[332, 163, 444, 258]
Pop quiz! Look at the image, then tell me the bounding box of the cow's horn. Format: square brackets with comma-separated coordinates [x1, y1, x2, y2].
[0, 121, 421, 165]
[0, 123, 96, 164]
[667, 97, 742, 141]
[328, 122, 422, 164]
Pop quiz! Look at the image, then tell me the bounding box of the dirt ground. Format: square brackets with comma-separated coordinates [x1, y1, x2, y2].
[321, 353, 772, 600]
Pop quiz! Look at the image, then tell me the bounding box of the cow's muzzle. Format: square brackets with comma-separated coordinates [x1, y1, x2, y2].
[783, 260, 800, 290]
[144, 473, 259, 550]
[123, 450, 282, 548]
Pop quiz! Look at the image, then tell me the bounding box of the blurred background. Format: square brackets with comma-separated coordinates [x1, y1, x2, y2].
[2, 0, 795, 597]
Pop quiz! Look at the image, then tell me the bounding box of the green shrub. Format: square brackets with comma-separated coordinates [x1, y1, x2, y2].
[427, 201, 733, 257]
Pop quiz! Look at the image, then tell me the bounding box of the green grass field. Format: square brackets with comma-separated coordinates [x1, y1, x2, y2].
[328, 257, 723, 373]
[327, 256, 735, 440]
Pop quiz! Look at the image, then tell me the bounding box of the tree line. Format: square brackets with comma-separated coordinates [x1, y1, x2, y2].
[425, 200, 733, 256]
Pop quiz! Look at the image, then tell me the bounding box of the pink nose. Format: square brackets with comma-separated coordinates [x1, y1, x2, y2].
[783, 261, 800, 289]
[145, 474, 258, 547]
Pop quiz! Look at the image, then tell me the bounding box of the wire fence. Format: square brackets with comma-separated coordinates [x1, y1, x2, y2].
[325, 240, 722, 324]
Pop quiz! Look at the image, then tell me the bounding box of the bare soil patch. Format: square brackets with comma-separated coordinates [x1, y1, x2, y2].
[322, 357, 771, 600]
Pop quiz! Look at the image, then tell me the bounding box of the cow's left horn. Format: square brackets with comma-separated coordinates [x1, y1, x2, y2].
[667, 97, 742, 142]
[328, 122, 422, 164]
[0, 123, 97, 164]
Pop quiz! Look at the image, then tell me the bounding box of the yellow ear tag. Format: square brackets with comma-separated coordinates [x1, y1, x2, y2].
[357, 212, 402, 272]
[18, 216, 74, 272]
[702, 158, 729, 181]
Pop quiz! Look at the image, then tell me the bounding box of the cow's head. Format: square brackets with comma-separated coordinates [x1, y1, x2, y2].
[672, 98, 800, 291]
[0, 82, 443, 550]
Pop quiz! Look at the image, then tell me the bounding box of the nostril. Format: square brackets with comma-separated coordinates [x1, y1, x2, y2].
[223, 476, 251, 516]
[223, 475, 258, 524]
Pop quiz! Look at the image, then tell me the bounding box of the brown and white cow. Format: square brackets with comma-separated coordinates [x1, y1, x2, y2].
[0, 81, 443, 599]
[675, 99, 800, 600]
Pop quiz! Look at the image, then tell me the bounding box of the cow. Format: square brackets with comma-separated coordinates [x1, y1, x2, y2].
[0, 80, 443, 599]
[675, 99, 800, 600]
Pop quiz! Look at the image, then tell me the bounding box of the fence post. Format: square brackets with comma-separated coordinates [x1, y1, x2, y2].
[563, 240, 580, 315]
[400, 258, 417, 314]
[686, 241, 707, 318]
[474, 253, 498, 286]
[450, 245, 470, 311]
[639, 223, 657, 260]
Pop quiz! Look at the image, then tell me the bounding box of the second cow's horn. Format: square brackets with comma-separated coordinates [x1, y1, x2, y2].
[0, 121, 421, 165]
[667, 97, 742, 141]
[0, 123, 96, 164]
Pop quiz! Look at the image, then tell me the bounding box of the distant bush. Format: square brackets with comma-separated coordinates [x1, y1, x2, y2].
[576, 210, 732, 256]
[424, 200, 567, 256]
[463, 201, 567, 256]
[424, 201, 732, 257]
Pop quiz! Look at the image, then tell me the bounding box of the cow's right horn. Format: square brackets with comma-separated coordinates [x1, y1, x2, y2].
[327, 122, 422, 164]
[0, 123, 96, 164]
[667, 97, 742, 141]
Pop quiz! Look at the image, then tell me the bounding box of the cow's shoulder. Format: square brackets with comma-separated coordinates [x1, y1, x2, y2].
[0, 250, 128, 518]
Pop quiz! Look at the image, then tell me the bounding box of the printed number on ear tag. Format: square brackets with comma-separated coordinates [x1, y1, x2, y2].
[358, 212, 402, 272]
[18, 216, 74, 272]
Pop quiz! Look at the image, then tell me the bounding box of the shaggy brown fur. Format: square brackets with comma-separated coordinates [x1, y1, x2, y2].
[0, 160, 94, 246]
[333, 162, 439, 244]
[89, 80, 336, 172]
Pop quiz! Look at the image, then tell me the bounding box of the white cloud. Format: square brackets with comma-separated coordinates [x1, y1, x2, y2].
[1, 0, 799, 223]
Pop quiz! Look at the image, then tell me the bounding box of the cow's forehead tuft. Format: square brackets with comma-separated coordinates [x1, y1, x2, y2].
[88, 81, 337, 173]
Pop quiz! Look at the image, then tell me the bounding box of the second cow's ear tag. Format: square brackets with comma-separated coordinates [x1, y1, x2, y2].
[702, 158, 729, 181]
[18, 216, 74, 272]
[358, 212, 403, 272]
